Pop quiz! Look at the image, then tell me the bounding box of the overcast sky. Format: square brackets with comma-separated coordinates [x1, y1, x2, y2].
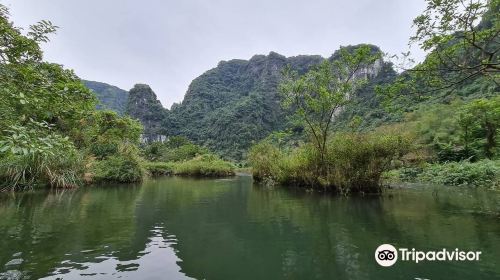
[3, 0, 427, 108]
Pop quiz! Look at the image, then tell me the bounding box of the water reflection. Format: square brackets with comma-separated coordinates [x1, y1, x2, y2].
[40, 226, 191, 280]
[0, 177, 500, 280]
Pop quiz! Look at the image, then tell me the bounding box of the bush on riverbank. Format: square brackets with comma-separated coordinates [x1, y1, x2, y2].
[142, 136, 235, 178]
[80, 111, 147, 183]
[0, 121, 83, 190]
[173, 154, 235, 177]
[142, 136, 208, 162]
[249, 131, 411, 193]
[386, 160, 500, 188]
[144, 161, 175, 176]
[91, 143, 145, 183]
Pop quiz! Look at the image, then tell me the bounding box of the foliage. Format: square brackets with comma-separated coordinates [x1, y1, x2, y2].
[92, 144, 145, 183]
[407, 96, 499, 162]
[0, 4, 49, 63]
[249, 131, 412, 193]
[460, 96, 500, 159]
[0, 120, 82, 190]
[0, 4, 95, 133]
[279, 45, 382, 175]
[79, 110, 143, 159]
[389, 160, 499, 188]
[409, 0, 499, 90]
[173, 154, 235, 177]
[0, 4, 102, 189]
[79, 112, 145, 182]
[0, 62, 97, 133]
[142, 136, 208, 162]
[378, 0, 499, 110]
[247, 141, 286, 184]
[143, 161, 175, 177]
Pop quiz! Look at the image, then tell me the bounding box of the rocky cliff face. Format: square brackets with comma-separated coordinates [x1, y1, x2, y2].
[126, 84, 167, 142]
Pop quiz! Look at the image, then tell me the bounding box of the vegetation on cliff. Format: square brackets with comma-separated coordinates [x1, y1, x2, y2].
[83, 80, 129, 115]
[126, 84, 167, 142]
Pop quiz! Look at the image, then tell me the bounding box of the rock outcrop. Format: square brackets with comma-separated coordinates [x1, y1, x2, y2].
[126, 84, 167, 143]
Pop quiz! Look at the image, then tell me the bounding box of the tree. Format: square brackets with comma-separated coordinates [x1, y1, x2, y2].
[0, 4, 96, 133]
[80, 110, 143, 159]
[0, 4, 96, 189]
[394, 0, 498, 94]
[279, 45, 381, 175]
[459, 96, 500, 158]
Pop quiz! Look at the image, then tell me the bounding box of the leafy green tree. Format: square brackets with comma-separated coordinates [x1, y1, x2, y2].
[279, 45, 381, 174]
[381, 0, 499, 105]
[459, 96, 500, 158]
[80, 110, 143, 159]
[0, 4, 96, 132]
[0, 4, 96, 189]
[410, 0, 499, 90]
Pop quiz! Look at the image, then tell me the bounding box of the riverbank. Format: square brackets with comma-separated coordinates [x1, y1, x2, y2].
[384, 159, 500, 188]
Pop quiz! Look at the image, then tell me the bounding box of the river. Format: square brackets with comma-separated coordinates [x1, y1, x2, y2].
[1, 176, 499, 279]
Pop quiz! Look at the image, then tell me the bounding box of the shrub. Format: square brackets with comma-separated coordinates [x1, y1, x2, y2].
[142, 137, 208, 162]
[173, 154, 235, 177]
[0, 121, 82, 190]
[417, 160, 499, 187]
[398, 166, 423, 182]
[248, 141, 286, 183]
[406, 97, 500, 162]
[144, 161, 174, 177]
[249, 131, 411, 193]
[387, 160, 500, 188]
[91, 144, 144, 183]
[81, 110, 143, 159]
[324, 132, 411, 193]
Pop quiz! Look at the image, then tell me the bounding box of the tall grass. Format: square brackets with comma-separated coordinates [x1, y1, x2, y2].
[0, 123, 83, 191]
[0, 149, 82, 191]
[249, 131, 411, 194]
[143, 161, 175, 176]
[173, 154, 235, 177]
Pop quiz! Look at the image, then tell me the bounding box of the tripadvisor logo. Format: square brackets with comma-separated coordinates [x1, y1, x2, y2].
[375, 244, 398, 267]
[375, 244, 482, 267]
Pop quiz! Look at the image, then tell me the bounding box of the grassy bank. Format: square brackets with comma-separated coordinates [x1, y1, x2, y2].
[144, 155, 235, 178]
[385, 160, 500, 188]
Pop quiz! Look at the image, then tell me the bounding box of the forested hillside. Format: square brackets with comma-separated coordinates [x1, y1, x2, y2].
[87, 45, 415, 159]
[92, 38, 497, 161]
[83, 80, 129, 115]
[162, 52, 321, 159]
[160, 46, 400, 159]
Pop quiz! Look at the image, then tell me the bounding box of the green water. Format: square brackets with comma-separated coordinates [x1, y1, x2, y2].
[1, 176, 500, 280]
